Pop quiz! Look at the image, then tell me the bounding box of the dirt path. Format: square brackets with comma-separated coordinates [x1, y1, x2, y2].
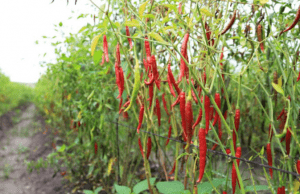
[0, 103, 68, 194]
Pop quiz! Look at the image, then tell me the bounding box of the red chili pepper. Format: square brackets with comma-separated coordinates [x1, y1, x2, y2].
[226, 148, 231, 155]
[286, 127, 291, 155]
[185, 96, 193, 143]
[169, 160, 176, 175]
[171, 94, 180, 108]
[297, 71, 300, 82]
[168, 64, 181, 95]
[94, 142, 98, 155]
[178, 2, 182, 14]
[282, 6, 300, 33]
[192, 108, 203, 129]
[151, 55, 161, 90]
[77, 121, 81, 127]
[144, 71, 155, 85]
[220, 10, 237, 35]
[257, 24, 264, 53]
[269, 124, 273, 141]
[266, 143, 273, 179]
[123, 111, 129, 120]
[233, 109, 240, 151]
[156, 98, 161, 126]
[145, 36, 151, 63]
[197, 128, 207, 183]
[296, 160, 300, 174]
[224, 110, 227, 120]
[147, 83, 154, 108]
[162, 93, 169, 115]
[179, 92, 187, 141]
[212, 93, 221, 126]
[166, 125, 172, 146]
[232, 146, 241, 194]
[167, 73, 176, 97]
[125, 26, 133, 49]
[146, 137, 152, 159]
[178, 33, 189, 83]
[222, 192, 227, 194]
[209, 107, 214, 121]
[277, 108, 285, 120]
[116, 42, 120, 64]
[103, 34, 109, 62]
[137, 105, 144, 133]
[60, 171, 66, 176]
[281, 186, 286, 194]
[138, 138, 144, 158]
[204, 95, 210, 134]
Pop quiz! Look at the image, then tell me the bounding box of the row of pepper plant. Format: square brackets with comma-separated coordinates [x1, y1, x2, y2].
[32, 0, 300, 193]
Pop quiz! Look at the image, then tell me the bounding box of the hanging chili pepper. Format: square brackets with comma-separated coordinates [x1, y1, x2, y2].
[169, 160, 176, 175]
[204, 95, 211, 134]
[222, 192, 227, 194]
[297, 71, 300, 82]
[125, 26, 133, 49]
[257, 24, 264, 53]
[197, 128, 207, 183]
[151, 55, 161, 90]
[296, 160, 300, 174]
[94, 142, 98, 155]
[162, 93, 169, 115]
[282, 6, 300, 33]
[185, 93, 193, 143]
[232, 146, 241, 194]
[178, 2, 182, 14]
[124, 61, 141, 112]
[212, 93, 221, 126]
[145, 36, 151, 63]
[269, 124, 273, 141]
[226, 148, 231, 155]
[168, 64, 181, 95]
[146, 136, 152, 159]
[138, 138, 144, 158]
[192, 107, 203, 129]
[171, 94, 180, 108]
[178, 32, 189, 83]
[103, 34, 109, 62]
[286, 127, 291, 155]
[167, 74, 176, 97]
[118, 98, 123, 114]
[147, 82, 154, 108]
[281, 186, 285, 194]
[266, 143, 273, 179]
[137, 105, 144, 133]
[233, 109, 240, 151]
[144, 71, 155, 85]
[277, 108, 285, 120]
[179, 92, 187, 141]
[220, 10, 237, 35]
[156, 98, 161, 126]
[166, 125, 172, 146]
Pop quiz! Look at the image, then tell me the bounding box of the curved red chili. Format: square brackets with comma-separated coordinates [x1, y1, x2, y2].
[146, 137, 152, 159]
[286, 127, 291, 155]
[168, 64, 181, 95]
[162, 93, 169, 115]
[103, 34, 109, 62]
[277, 108, 285, 120]
[257, 24, 264, 53]
[197, 128, 206, 183]
[167, 75, 176, 97]
[204, 95, 210, 134]
[266, 143, 273, 179]
[169, 160, 176, 175]
[156, 98, 161, 126]
[166, 125, 172, 146]
[137, 105, 144, 133]
[192, 108, 203, 130]
[125, 26, 133, 49]
[220, 10, 237, 35]
[138, 138, 144, 158]
[232, 146, 241, 194]
[94, 142, 98, 155]
[296, 160, 300, 174]
[185, 96, 193, 143]
[282, 6, 300, 33]
[212, 93, 221, 127]
[179, 92, 187, 141]
[178, 33, 189, 83]
[144, 71, 155, 85]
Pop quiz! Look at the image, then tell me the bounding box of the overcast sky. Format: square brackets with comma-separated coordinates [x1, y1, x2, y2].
[0, 0, 97, 83]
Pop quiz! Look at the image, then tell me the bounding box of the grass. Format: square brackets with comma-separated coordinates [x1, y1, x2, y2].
[2, 163, 12, 179]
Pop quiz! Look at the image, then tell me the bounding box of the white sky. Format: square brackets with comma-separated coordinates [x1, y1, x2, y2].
[0, 0, 97, 83]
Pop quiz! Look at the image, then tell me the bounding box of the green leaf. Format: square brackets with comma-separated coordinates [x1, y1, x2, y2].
[94, 187, 103, 193]
[133, 178, 156, 194]
[57, 144, 66, 152]
[83, 190, 94, 194]
[260, 0, 269, 5]
[271, 82, 284, 95]
[149, 32, 167, 44]
[87, 90, 95, 100]
[197, 178, 226, 194]
[143, 14, 155, 19]
[139, 1, 149, 18]
[124, 19, 140, 27]
[59, 22, 63, 27]
[156, 181, 184, 194]
[176, 152, 189, 161]
[91, 34, 101, 56]
[114, 184, 131, 194]
[200, 7, 213, 17]
[78, 26, 87, 33]
[93, 50, 102, 65]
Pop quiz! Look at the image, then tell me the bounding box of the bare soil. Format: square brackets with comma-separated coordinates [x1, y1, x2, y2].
[0, 103, 71, 194]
